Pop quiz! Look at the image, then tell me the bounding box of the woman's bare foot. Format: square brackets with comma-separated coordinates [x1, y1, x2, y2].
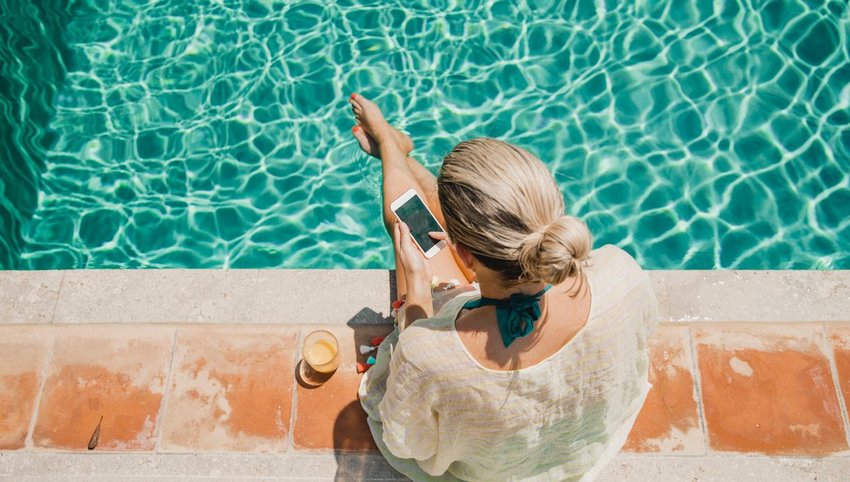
[348, 94, 408, 155]
[352, 125, 413, 160]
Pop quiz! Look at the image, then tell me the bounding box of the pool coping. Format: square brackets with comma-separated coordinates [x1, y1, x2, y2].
[0, 452, 847, 480]
[1, 269, 849, 325]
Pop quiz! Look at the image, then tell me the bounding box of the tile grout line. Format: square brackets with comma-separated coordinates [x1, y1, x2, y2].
[25, 327, 56, 449]
[287, 329, 303, 453]
[686, 325, 710, 455]
[819, 324, 850, 451]
[48, 271, 66, 324]
[153, 327, 180, 453]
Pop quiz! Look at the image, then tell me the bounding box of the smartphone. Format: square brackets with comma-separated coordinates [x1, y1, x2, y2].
[390, 188, 447, 259]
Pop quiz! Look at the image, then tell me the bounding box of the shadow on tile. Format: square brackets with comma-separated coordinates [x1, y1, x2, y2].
[333, 402, 405, 481]
[348, 306, 395, 325]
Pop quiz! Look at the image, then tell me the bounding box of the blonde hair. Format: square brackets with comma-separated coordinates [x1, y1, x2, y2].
[438, 138, 592, 287]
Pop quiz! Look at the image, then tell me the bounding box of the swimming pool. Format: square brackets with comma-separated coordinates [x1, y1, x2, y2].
[1, 0, 848, 270]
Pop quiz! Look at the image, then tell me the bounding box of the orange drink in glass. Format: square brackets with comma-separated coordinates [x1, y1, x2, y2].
[299, 330, 339, 386]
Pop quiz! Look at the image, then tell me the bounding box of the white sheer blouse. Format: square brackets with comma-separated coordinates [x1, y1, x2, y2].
[359, 245, 659, 481]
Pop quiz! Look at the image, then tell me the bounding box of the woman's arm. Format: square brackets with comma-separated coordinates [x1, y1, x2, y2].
[399, 272, 433, 329]
[393, 221, 434, 330]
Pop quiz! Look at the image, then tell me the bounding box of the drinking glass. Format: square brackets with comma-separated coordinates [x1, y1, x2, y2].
[299, 330, 339, 386]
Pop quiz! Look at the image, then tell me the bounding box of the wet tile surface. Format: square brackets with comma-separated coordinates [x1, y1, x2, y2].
[4, 317, 849, 458]
[694, 325, 848, 455]
[31, 326, 174, 451]
[624, 326, 703, 453]
[0, 327, 52, 449]
[160, 327, 298, 452]
[829, 326, 850, 417]
[292, 325, 393, 451]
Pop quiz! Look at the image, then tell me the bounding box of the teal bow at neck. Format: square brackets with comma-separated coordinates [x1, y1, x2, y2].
[462, 285, 552, 348]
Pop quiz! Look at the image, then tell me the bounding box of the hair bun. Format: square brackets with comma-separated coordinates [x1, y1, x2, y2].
[517, 215, 592, 285]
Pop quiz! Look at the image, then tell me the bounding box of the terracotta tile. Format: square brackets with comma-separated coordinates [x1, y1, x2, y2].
[694, 325, 847, 455]
[292, 324, 393, 451]
[159, 327, 297, 452]
[624, 326, 703, 453]
[829, 326, 850, 416]
[32, 326, 173, 451]
[0, 327, 52, 449]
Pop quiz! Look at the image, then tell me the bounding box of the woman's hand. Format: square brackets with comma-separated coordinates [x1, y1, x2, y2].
[394, 221, 434, 327]
[394, 221, 432, 291]
[428, 231, 449, 243]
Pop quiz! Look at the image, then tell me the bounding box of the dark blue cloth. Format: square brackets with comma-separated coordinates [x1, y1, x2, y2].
[462, 285, 552, 347]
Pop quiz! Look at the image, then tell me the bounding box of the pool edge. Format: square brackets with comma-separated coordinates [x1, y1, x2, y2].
[1, 269, 849, 325]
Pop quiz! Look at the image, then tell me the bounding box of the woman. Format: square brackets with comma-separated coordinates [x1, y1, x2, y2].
[351, 94, 658, 481]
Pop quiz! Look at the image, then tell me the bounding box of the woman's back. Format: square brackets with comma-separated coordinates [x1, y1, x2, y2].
[454, 261, 592, 371]
[359, 245, 659, 481]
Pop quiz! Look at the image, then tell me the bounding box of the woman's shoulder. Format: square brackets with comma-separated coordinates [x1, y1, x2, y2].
[586, 245, 660, 337]
[584, 244, 654, 303]
[396, 295, 471, 369]
[587, 244, 643, 276]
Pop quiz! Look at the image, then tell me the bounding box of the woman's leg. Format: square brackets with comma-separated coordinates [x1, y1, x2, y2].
[351, 121, 440, 206]
[353, 126, 476, 284]
[381, 157, 469, 299]
[404, 156, 439, 207]
[349, 95, 468, 298]
[405, 156, 476, 283]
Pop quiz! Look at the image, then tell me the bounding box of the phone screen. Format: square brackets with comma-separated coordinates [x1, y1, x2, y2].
[394, 194, 444, 252]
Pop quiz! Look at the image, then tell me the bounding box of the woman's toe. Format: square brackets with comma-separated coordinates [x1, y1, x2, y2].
[353, 93, 369, 105]
[352, 126, 372, 154]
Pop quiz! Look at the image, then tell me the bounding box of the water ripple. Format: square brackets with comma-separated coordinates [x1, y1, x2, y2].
[4, 0, 849, 269]
[0, 0, 75, 269]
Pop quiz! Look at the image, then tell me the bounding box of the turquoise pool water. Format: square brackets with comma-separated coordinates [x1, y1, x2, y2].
[1, 0, 848, 270]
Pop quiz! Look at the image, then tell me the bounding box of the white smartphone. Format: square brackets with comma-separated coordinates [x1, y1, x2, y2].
[390, 188, 447, 259]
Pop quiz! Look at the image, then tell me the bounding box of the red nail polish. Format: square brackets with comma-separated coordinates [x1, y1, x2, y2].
[350, 93, 357, 100]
